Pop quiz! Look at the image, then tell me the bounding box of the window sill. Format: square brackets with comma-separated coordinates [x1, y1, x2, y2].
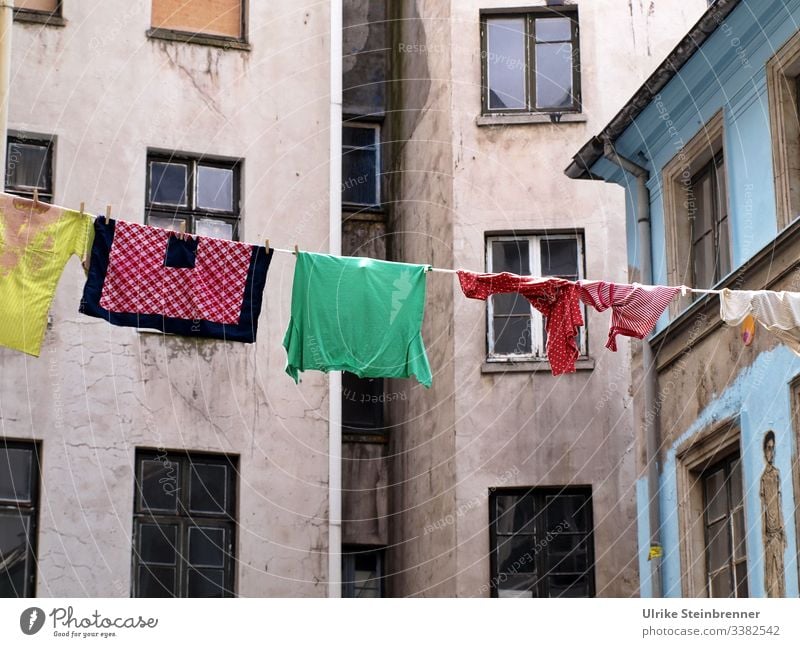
[476, 112, 587, 127]
[343, 432, 389, 444]
[146, 28, 250, 51]
[13, 10, 66, 27]
[482, 357, 594, 374]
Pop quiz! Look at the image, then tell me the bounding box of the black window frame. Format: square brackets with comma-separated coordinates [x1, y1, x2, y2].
[701, 452, 748, 598]
[5, 133, 55, 203]
[480, 6, 581, 116]
[131, 449, 238, 598]
[341, 121, 381, 210]
[145, 151, 242, 241]
[488, 486, 595, 598]
[0, 439, 40, 598]
[342, 546, 384, 598]
[689, 150, 731, 291]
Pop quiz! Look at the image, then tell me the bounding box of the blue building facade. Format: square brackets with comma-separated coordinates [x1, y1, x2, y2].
[568, 0, 800, 597]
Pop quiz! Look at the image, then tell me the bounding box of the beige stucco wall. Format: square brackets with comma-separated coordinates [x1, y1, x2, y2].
[2, 1, 332, 596]
[390, 0, 707, 596]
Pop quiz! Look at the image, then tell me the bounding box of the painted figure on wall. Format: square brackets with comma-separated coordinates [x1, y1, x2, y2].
[760, 430, 786, 597]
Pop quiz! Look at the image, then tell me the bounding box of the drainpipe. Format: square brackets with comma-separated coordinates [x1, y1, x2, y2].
[0, 2, 13, 182]
[603, 141, 662, 598]
[328, 0, 343, 599]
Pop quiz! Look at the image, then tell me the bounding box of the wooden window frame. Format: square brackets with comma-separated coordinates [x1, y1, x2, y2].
[661, 109, 731, 316]
[689, 151, 730, 291]
[131, 449, 238, 598]
[675, 419, 743, 597]
[488, 486, 596, 598]
[5, 133, 55, 203]
[485, 232, 586, 362]
[480, 7, 581, 116]
[0, 439, 40, 598]
[145, 151, 242, 240]
[147, 0, 249, 50]
[767, 29, 800, 230]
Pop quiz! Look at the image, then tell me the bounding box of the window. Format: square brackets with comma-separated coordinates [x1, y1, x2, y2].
[481, 8, 580, 114]
[150, 0, 244, 41]
[342, 373, 386, 438]
[489, 487, 594, 598]
[702, 454, 747, 597]
[689, 152, 730, 291]
[0, 441, 40, 597]
[132, 450, 237, 598]
[767, 29, 800, 229]
[146, 152, 241, 240]
[342, 547, 383, 597]
[486, 234, 585, 360]
[342, 124, 380, 208]
[661, 110, 729, 314]
[5, 135, 54, 202]
[13, 0, 60, 20]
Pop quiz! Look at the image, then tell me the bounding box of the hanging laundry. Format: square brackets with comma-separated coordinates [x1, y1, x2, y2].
[719, 288, 800, 355]
[456, 270, 583, 375]
[80, 218, 272, 342]
[283, 252, 432, 387]
[0, 193, 93, 356]
[577, 281, 680, 351]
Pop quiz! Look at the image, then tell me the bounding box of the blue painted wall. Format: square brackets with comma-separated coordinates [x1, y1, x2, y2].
[588, 0, 800, 597]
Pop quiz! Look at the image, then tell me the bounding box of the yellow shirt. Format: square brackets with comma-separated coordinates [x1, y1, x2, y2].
[0, 193, 92, 356]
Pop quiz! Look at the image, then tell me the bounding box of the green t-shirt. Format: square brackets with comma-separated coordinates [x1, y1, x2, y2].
[0, 194, 92, 356]
[283, 252, 432, 387]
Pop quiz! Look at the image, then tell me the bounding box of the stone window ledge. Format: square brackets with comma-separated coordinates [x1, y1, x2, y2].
[14, 10, 66, 27]
[476, 112, 587, 127]
[146, 28, 250, 51]
[482, 357, 594, 374]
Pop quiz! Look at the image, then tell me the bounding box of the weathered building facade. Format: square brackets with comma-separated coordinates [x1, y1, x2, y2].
[568, 0, 800, 597]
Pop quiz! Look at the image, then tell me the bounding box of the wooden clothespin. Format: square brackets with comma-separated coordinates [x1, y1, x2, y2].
[264, 238, 270, 253]
[179, 220, 186, 240]
[104, 205, 112, 225]
[79, 201, 85, 216]
[32, 188, 39, 205]
[293, 244, 299, 255]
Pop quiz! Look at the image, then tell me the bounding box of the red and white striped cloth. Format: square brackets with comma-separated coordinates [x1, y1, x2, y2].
[577, 281, 680, 351]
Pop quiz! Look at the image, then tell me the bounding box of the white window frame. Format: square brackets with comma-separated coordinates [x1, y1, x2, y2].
[342, 122, 381, 208]
[486, 233, 586, 362]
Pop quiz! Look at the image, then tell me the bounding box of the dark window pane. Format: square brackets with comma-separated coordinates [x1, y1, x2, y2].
[491, 239, 529, 275]
[493, 316, 532, 355]
[535, 17, 571, 42]
[342, 373, 384, 431]
[732, 508, 746, 561]
[535, 42, 573, 109]
[546, 534, 588, 573]
[709, 567, 732, 598]
[486, 17, 526, 110]
[188, 527, 226, 568]
[0, 448, 33, 502]
[496, 494, 536, 535]
[196, 166, 233, 211]
[0, 513, 31, 597]
[496, 572, 537, 597]
[492, 293, 531, 316]
[546, 494, 589, 533]
[149, 162, 188, 206]
[138, 524, 177, 566]
[189, 463, 228, 515]
[548, 573, 589, 597]
[729, 459, 743, 507]
[735, 561, 748, 598]
[497, 535, 537, 573]
[706, 518, 730, 573]
[691, 170, 713, 241]
[342, 147, 378, 205]
[195, 217, 234, 241]
[540, 239, 578, 279]
[138, 566, 176, 598]
[187, 568, 225, 597]
[139, 459, 180, 513]
[6, 142, 50, 191]
[704, 468, 727, 522]
[342, 126, 376, 148]
[693, 233, 715, 289]
[717, 215, 731, 278]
